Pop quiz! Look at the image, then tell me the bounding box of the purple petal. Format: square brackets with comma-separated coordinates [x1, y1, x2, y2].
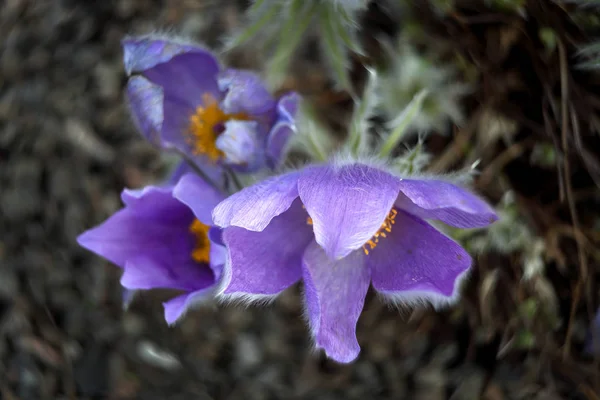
[218, 69, 275, 116]
[302, 241, 370, 363]
[215, 120, 263, 171]
[220, 200, 312, 300]
[78, 186, 193, 269]
[122, 36, 214, 76]
[208, 227, 224, 246]
[173, 173, 225, 225]
[126, 76, 164, 146]
[121, 254, 214, 292]
[209, 244, 226, 281]
[297, 164, 402, 260]
[276, 92, 300, 122]
[395, 179, 498, 228]
[144, 53, 221, 108]
[163, 287, 215, 325]
[266, 121, 294, 167]
[368, 210, 471, 306]
[266, 93, 300, 167]
[212, 171, 300, 231]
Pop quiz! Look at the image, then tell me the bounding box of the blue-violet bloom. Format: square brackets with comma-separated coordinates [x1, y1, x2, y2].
[123, 35, 299, 177]
[77, 173, 226, 324]
[212, 161, 498, 363]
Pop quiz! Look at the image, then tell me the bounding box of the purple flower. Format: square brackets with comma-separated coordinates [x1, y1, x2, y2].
[123, 35, 299, 177]
[77, 173, 226, 324]
[213, 162, 498, 363]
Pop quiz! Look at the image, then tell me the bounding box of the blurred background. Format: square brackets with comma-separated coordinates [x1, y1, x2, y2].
[1, 0, 600, 399]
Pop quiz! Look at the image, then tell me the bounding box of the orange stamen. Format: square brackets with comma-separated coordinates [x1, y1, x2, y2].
[362, 208, 397, 255]
[186, 94, 249, 162]
[189, 219, 211, 263]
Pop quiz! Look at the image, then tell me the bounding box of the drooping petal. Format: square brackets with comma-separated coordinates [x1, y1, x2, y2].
[126, 76, 164, 145]
[266, 121, 294, 168]
[163, 287, 215, 325]
[215, 120, 263, 171]
[219, 200, 312, 300]
[121, 254, 214, 292]
[302, 240, 370, 363]
[395, 179, 498, 228]
[173, 173, 225, 225]
[144, 53, 221, 107]
[78, 186, 194, 268]
[368, 209, 471, 306]
[266, 92, 300, 166]
[276, 91, 300, 122]
[212, 171, 300, 231]
[122, 36, 214, 76]
[298, 164, 402, 260]
[218, 69, 275, 116]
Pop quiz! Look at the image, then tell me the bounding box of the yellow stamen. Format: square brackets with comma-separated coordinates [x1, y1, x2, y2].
[189, 219, 211, 263]
[362, 208, 397, 255]
[186, 94, 248, 162]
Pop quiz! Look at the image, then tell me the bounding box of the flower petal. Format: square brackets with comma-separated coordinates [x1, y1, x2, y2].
[163, 287, 215, 325]
[368, 210, 471, 307]
[172, 173, 225, 225]
[212, 171, 300, 231]
[302, 240, 370, 363]
[126, 76, 164, 146]
[396, 179, 498, 228]
[276, 92, 300, 122]
[143, 52, 221, 108]
[298, 164, 402, 260]
[266, 92, 300, 166]
[78, 186, 193, 268]
[122, 36, 213, 76]
[219, 200, 312, 300]
[218, 69, 275, 116]
[215, 120, 263, 171]
[266, 121, 294, 168]
[121, 254, 214, 292]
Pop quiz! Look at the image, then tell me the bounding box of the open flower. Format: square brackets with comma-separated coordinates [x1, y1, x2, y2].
[213, 161, 498, 362]
[123, 35, 299, 178]
[77, 173, 226, 324]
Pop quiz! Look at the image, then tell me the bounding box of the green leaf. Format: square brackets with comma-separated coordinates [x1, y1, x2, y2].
[378, 89, 429, 158]
[319, 3, 352, 92]
[224, 0, 282, 50]
[266, 0, 317, 86]
[346, 67, 378, 155]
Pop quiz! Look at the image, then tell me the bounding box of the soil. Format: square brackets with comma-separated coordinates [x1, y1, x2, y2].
[1, 0, 599, 399]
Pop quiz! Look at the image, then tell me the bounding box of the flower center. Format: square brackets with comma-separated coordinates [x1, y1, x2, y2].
[189, 218, 211, 263]
[363, 208, 397, 255]
[186, 94, 248, 162]
[305, 207, 398, 256]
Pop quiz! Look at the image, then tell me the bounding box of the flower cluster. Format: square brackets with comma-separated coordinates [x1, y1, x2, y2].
[78, 35, 498, 363]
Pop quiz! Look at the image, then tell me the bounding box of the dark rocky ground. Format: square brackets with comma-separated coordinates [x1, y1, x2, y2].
[2, 0, 600, 399]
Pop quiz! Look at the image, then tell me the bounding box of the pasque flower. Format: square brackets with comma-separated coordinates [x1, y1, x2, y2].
[123, 35, 299, 178]
[213, 161, 498, 362]
[77, 173, 226, 324]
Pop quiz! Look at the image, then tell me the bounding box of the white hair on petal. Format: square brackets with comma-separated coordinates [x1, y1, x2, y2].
[122, 29, 225, 66]
[375, 267, 472, 312]
[213, 243, 283, 307]
[165, 286, 220, 326]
